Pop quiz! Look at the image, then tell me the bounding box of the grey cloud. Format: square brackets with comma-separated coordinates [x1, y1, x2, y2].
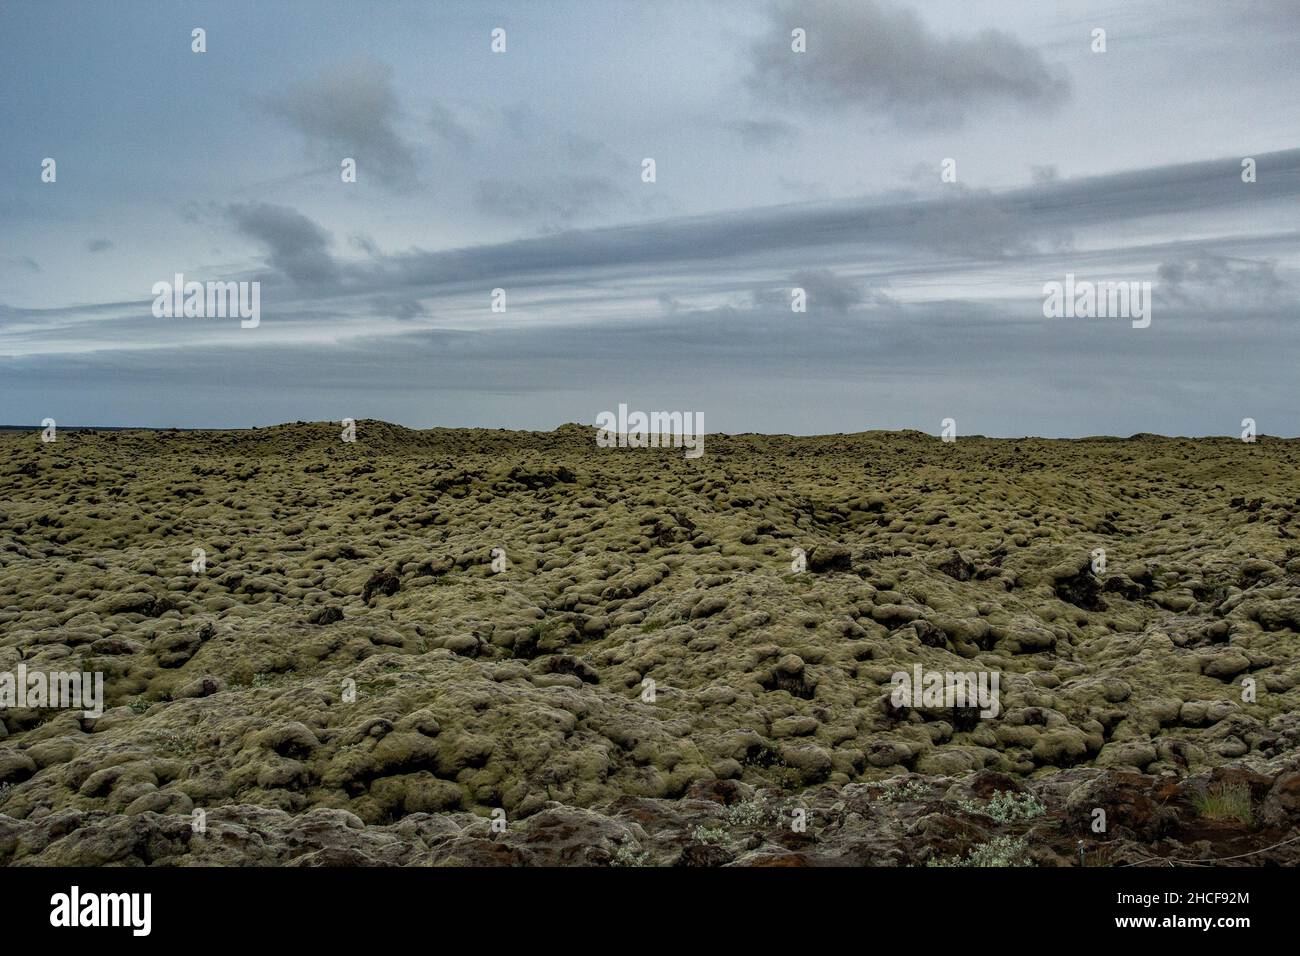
[1000, 150, 1300, 224]
[1, 256, 40, 274]
[472, 175, 626, 229]
[263, 55, 416, 189]
[85, 238, 114, 253]
[1158, 254, 1289, 309]
[368, 294, 427, 322]
[8, 292, 1298, 437]
[1030, 165, 1059, 185]
[462, 105, 635, 228]
[497, 102, 539, 137]
[726, 118, 800, 149]
[10, 150, 1300, 378]
[262, 148, 1300, 303]
[908, 161, 939, 185]
[749, 0, 1071, 127]
[795, 269, 895, 309]
[429, 99, 474, 150]
[227, 202, 338, 286]
[751, 270, 884, 313]
[562, 132, 619, 165]
[227, 163, 341, 198]
[349, 234, 381, 258]
[777, 176, 829, 199]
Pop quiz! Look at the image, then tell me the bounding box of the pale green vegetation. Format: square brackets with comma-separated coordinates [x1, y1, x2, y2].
[1191, 782, 1253, 825]
[927, 835, 1033, 868]
[958, 790, 1046, 823]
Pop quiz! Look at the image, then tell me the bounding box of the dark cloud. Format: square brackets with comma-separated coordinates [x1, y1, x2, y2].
[262, 55, 417, 189]
[751, 270, 882, 313]
[227, 202, 338, 286]
[85, 238, 113, 253]
[218, 148, 1300, 303]
[748, 0, 1071, 127]
[800, 269, 895, 309]
[1158, 254, 1288, 309]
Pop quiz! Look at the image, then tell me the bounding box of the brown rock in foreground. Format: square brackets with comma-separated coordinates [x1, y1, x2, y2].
[4, 766, 1299, 867]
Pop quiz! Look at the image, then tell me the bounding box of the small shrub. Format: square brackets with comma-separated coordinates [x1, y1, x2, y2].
[958, 790, 1046, 823]
[927, 835, 1033, 868]
[1191, 782, 1253, 825]
[879, 780, 930, 803]
[152, 730, 197, 757]
[741, 746, 801, 791]
[611, 844, 649, 867]
[1081, 842, 1118, 867]
[722, 799, 776, 829]
[693, 825, 728, 845]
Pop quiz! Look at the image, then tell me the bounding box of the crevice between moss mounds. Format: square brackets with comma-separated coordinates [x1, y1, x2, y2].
[806, 544, 851, 573]
[307, 606, 344, 626]
[362, 569, 401, 604]
[1052, 560, 1107, 611]
[760, 654, 816, 699]
[935, 549, 976, 581]
[503, 464, 577, 490]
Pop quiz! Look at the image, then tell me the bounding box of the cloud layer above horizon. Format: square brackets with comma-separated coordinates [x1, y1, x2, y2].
[2, 0, 1298, 436]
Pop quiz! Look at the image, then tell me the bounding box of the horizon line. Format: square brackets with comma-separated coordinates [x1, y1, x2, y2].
[1, 420, 1293, 442]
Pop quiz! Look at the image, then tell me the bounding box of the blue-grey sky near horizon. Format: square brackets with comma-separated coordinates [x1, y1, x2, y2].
[2, 0, 1298, 436]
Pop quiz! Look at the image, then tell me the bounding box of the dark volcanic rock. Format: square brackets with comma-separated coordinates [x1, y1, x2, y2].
[1054, 563, 1108, 611]
[362, 570, 401, 603]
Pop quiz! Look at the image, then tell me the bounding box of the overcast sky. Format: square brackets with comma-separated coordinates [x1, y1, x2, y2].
[2, 0, 1297, 435]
